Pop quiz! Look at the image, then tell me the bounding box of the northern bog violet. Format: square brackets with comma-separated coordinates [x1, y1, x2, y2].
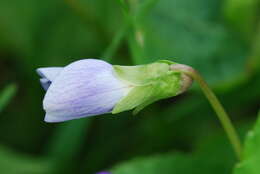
[37, 58, 242, 160]
[37, 59, 191, 123]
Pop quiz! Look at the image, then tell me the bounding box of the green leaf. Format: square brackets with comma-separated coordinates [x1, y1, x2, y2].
[248, 26, 260, 74]
[0, 145, 49, 174]
[128, 0, 248, 87]
[0, 0, 38, 54]
[0, 84, 17, 113]
[223, 0, 259, 40]
[233, 111, 260, 174]
[111, 152, 232, 174]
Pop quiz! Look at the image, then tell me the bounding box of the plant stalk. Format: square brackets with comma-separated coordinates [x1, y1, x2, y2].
[171, 64, 243, 160]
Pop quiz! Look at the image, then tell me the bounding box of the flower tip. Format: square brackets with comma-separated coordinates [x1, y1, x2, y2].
[36, 67, 63, 81]
[44, 114, 67, 123]
[36, 68, 45, 76]
[36, 68, 41, 75]
[39, 78, 51, 91]
[44, 114, 58, 123]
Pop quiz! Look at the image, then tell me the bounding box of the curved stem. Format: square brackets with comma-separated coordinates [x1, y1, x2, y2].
[171, 64, 243, 160]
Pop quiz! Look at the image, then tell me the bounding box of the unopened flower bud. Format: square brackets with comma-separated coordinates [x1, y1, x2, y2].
[37, 59, 193, 122]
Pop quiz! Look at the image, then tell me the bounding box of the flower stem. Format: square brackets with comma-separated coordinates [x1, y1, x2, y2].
[171, 64, 243, 160]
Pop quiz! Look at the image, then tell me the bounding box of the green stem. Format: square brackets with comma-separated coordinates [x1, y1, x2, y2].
[64, 0, 108, 44]
[0, 83, 17, 114]
[45, 119, 91, 174]
[102, 21, 130, 60]
[171, 64, 243, 160]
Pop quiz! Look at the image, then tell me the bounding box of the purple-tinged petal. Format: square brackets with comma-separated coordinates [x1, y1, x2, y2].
[37, 67, 63, 82]
[40, 78, 51, 91]
[37, 67, 63, 90]
[96, 172, 111, 174]
[43, 59, 131, 123]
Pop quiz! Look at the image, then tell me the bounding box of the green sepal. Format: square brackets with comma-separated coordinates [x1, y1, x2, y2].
[112, 84, 154, 114]
[113, 62, 170, 85]
[112, 60, 182, 114]
[156, 59, 177, 65]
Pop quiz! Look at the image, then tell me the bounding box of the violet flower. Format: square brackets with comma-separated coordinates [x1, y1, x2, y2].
[37, 59, 191, 123]
[37, 59, 131, 122]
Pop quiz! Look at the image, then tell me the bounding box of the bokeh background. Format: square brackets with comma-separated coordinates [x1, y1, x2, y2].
[0, 0, 259, 173]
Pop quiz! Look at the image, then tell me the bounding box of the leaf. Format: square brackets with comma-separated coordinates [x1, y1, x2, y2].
[247, 26, 260, 74]
[111, 152, 232, 174]
[109, 109, 255, 174]
[0, 0, 106, 67]
[223, 0, 259, 40]
[128, 0, 249, 87]
[0, 84, 17, 113]
[0, 145, 49, 174]
[233, 111, 260, 174]
[0, 0, 52, 55]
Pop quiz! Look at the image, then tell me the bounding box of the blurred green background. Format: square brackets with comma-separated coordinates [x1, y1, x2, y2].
[0, 0, 259, 173]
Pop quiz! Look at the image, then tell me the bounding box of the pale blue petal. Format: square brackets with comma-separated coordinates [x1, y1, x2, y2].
[43, 59, 129, 123]
[36, 67, 63, 82]
[37, 67, 63, 90]
[40, 78, 51, 91]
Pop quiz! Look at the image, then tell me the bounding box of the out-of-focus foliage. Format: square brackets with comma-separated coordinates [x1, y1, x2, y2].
[0, 145, 48, 174]
[0, 0, 259, 173]
[111, 152, 231, 174]
[234, 111, 260, 174]
[127, 0, 254, 86]
[224, 0, 259, 40]
[0, 84, 17, 113]
[111, 132, 237, 174]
